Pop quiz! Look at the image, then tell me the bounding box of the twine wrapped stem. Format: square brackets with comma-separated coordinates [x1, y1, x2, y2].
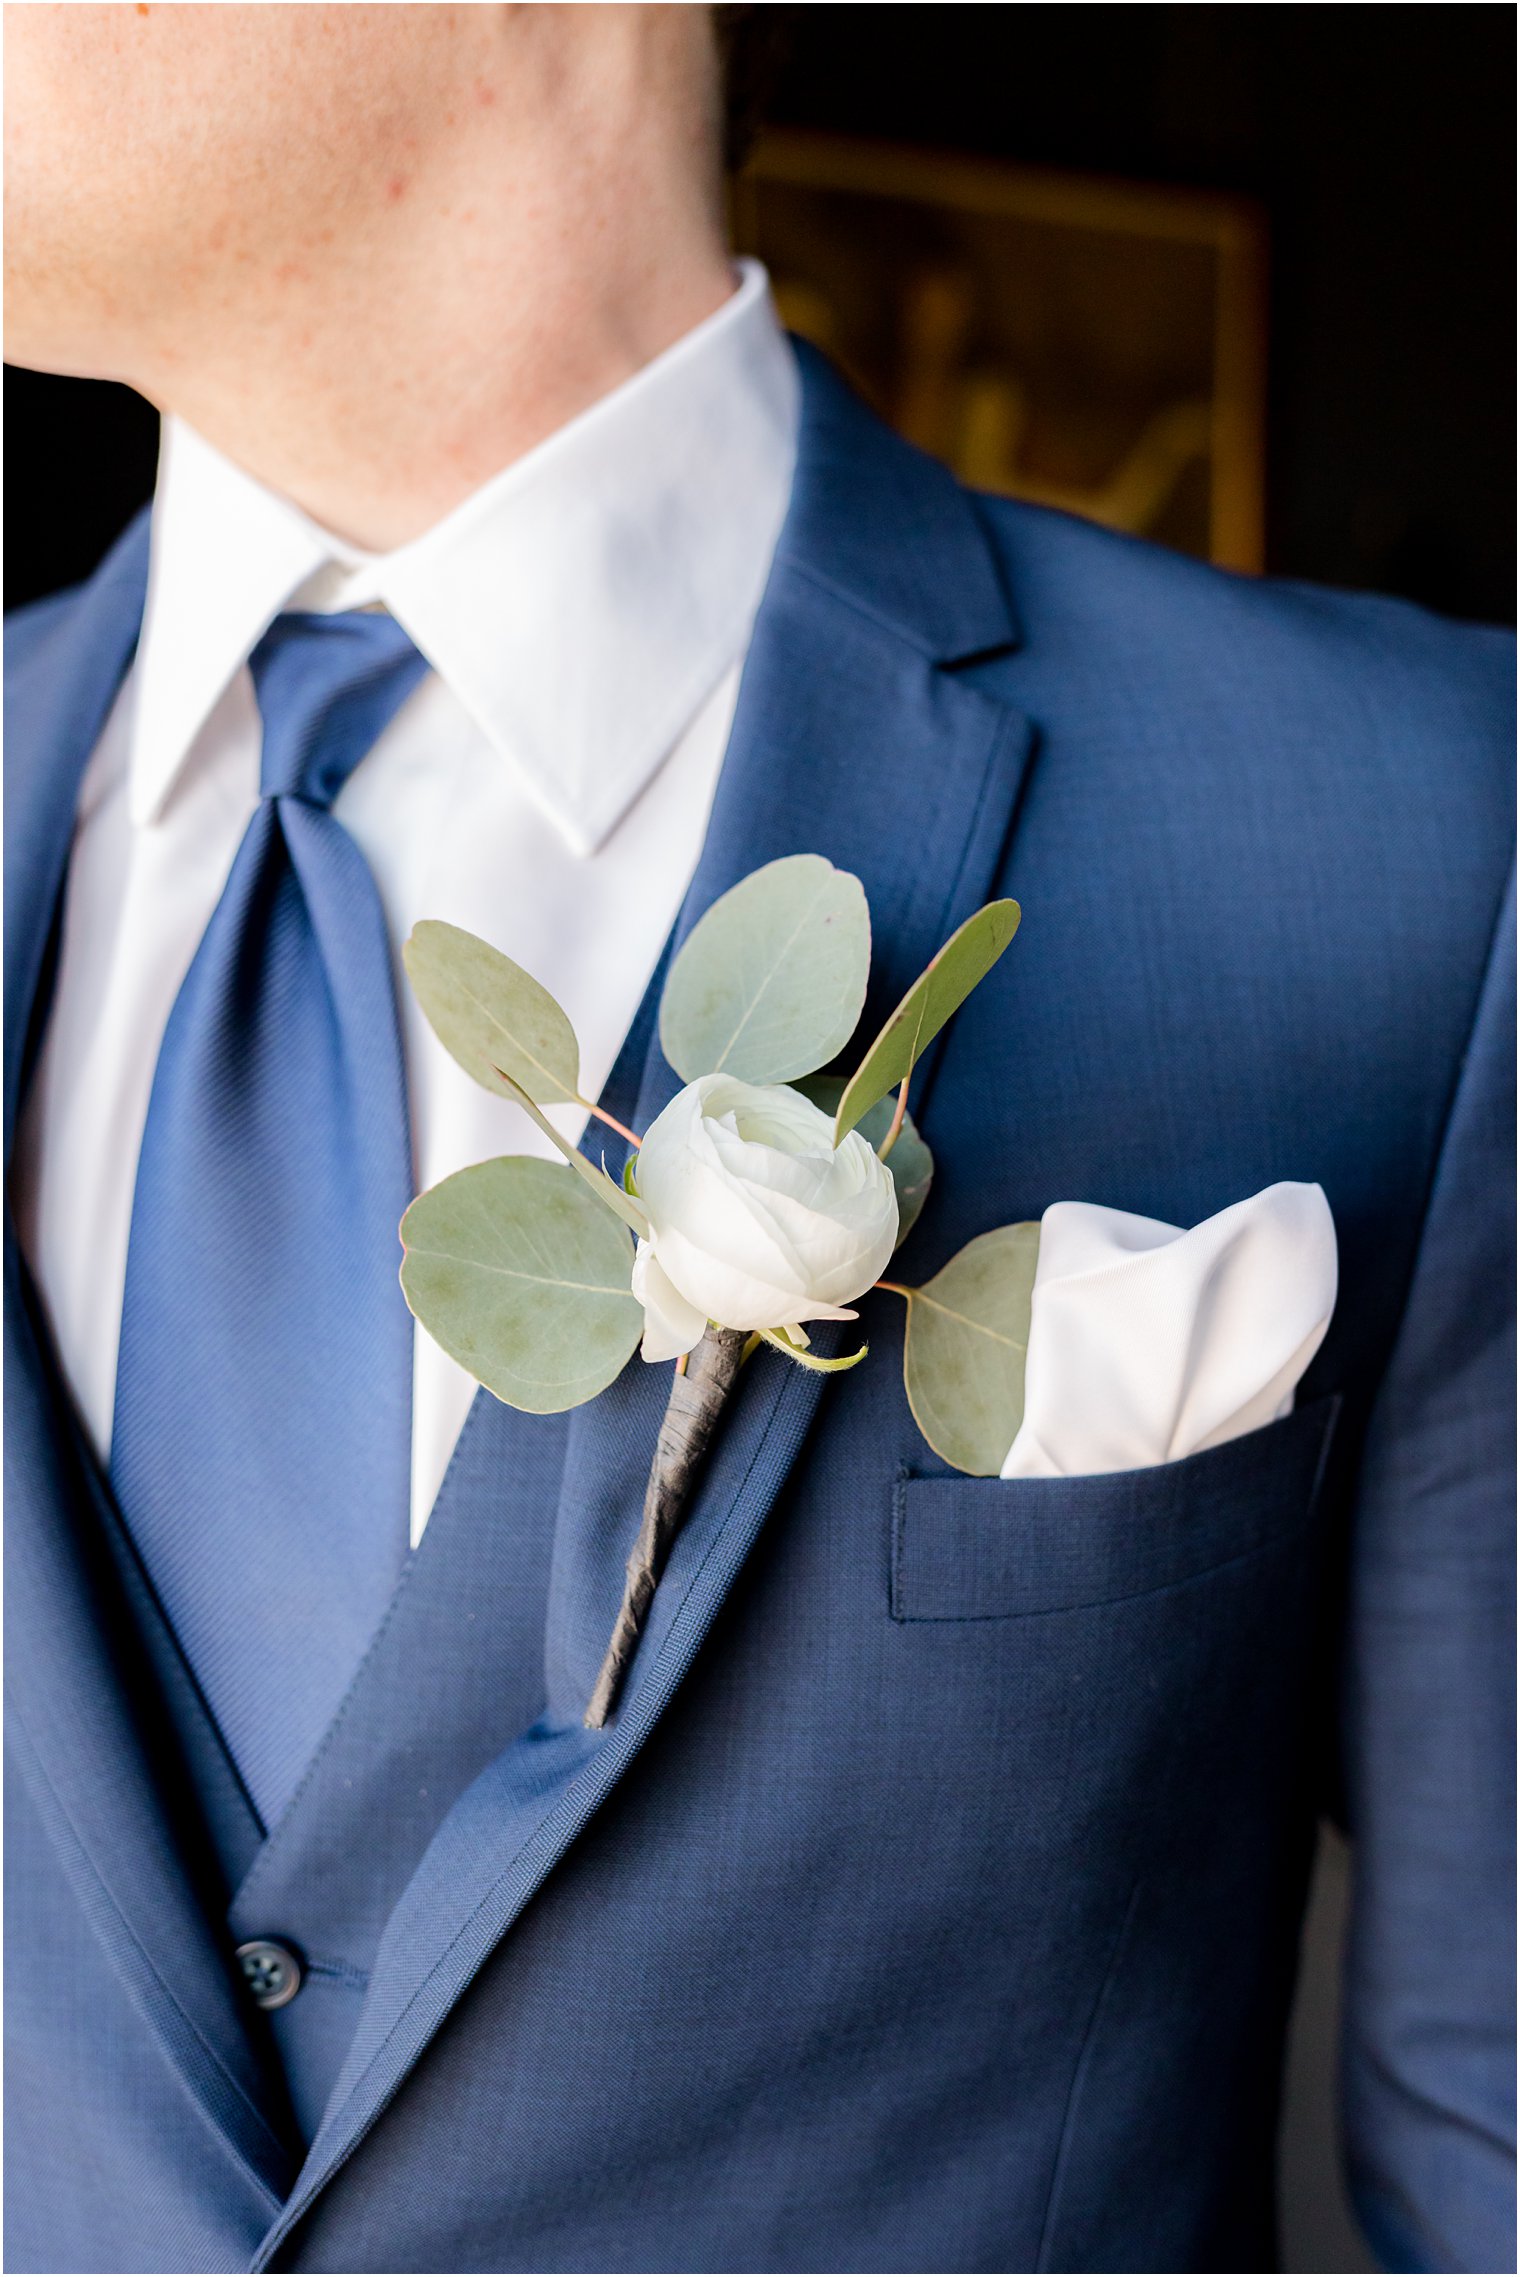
[584, 1324, 749, 1728]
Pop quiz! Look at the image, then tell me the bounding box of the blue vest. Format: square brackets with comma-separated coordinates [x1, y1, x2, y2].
[7, 349, 1514, 2274]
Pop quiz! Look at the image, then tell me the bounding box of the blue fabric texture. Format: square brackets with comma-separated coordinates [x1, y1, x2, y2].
[4, 347, 1514, 2274]
[111, 610, 430, 1827]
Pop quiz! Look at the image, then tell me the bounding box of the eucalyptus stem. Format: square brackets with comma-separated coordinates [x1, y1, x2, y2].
[582, 1097, 643, 1150]
[584, 1324, 749, 1729]
[877, 1075, 911, 1162]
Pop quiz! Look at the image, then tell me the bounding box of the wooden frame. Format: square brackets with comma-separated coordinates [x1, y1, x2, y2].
[733, 130, 1268, 572]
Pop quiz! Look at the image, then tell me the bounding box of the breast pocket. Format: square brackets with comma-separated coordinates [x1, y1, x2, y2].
[890, 1394, 1341, 1622]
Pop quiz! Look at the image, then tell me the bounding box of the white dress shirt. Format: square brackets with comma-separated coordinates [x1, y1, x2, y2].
[16, 259, 799, 1543]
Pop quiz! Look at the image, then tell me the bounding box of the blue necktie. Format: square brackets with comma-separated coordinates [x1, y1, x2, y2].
[112, 610, 431, 1828]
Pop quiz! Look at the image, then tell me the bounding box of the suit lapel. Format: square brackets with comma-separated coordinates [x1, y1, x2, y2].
[5, 517, 298, 2212]
[4, 513, 151, 1148]
[260, 350, 1037, 2259]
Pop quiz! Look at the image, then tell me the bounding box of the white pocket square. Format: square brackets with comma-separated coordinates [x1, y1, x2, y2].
[1000, 1182, 1337, 1480]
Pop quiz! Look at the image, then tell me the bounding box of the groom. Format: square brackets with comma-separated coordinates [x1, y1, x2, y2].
[5, 7, 1513, 2272]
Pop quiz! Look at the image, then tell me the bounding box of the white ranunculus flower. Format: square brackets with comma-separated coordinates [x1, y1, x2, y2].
[629, 1074, 900, 1363]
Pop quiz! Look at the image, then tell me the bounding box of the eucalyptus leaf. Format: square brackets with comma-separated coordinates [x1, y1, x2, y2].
[400, 1156, 643, 1414]
[796, 1075, 934, 1249]
[834, 899, 1020, 1144]
[404, 919, 582, 1105]
[492, 1069, 649, 1238]
[895, 1221, 1040, 1475]
[660, 853, 870, 1086]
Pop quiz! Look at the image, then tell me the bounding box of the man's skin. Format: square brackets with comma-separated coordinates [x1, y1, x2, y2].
[3, 1, 736, 548]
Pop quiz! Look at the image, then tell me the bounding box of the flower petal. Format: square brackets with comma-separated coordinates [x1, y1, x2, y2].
[631, 1241, 708, 1364]
[633, 1074, 899, 1334]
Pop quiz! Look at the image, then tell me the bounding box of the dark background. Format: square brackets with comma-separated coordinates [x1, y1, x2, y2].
[763, 2, 1514, 624]
[6, 3, 1514, 623]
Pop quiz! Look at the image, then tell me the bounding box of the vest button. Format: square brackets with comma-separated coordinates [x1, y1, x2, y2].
[235, 1938, 303, 2010]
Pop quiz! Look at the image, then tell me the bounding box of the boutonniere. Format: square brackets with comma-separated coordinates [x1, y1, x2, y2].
[400, 855, 1037, 1726]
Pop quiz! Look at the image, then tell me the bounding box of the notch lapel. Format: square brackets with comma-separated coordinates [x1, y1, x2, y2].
[5, 514, 150, 1150]
[260, 351, 1038, 2260]
[5, 518, 298, 2216]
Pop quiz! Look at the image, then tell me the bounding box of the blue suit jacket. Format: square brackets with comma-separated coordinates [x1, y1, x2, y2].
[6, 350, 1514, 2274]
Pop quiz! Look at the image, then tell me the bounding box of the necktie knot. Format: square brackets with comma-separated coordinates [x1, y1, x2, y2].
[249, 608, 429, 810]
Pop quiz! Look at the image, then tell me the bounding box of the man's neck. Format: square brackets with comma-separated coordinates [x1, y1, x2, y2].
[129, 22, 735, 552]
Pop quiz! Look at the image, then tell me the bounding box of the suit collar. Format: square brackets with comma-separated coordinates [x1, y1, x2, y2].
[4, 510, 152, 1160]
[0, 345, 1007, 1161]
[257, 350, 1036, 2260]
[775, 339, 1019, 663]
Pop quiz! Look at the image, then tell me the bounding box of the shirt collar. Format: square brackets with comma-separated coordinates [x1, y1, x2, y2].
[129, 259, 799, 853]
